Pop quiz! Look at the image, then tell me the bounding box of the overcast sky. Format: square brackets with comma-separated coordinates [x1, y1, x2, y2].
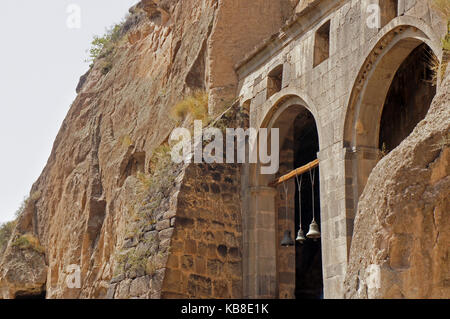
[0, 0, 138, 223]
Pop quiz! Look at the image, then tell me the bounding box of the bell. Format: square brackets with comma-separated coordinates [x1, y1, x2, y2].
[306, 220, 321, 240]
[296, 228, 306, 243]
[281, 230, 294, 246]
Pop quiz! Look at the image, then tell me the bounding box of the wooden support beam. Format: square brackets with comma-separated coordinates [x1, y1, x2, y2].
[270, 159, 319, 186]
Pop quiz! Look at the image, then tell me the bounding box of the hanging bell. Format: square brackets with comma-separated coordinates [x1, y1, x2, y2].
[281, 230, 295, 246]
[296, 228, 306, 243]
[306, 220, 321, 240]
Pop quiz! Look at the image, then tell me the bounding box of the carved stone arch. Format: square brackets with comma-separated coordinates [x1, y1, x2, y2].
[250, 91, 322, 187]
[342, 16, 442, 149]
[256, 88, 322, 140]
[244, 91, 323, 299]
[341, 16, 442, 212]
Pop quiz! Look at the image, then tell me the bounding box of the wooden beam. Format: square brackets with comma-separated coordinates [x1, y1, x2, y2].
[270, 159, 319, 186]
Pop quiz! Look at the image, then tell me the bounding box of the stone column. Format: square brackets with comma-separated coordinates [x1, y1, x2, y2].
[244, 186, 278, 298]
[317, 145, 349, 298]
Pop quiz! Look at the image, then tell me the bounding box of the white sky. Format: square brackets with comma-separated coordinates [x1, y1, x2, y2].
[0, 0, 138, 223]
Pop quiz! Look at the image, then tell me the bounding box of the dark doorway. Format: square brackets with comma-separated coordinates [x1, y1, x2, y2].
[15, 290, 46, 299]
[379, 43, 436, 153]
[293, 112, 323, 299]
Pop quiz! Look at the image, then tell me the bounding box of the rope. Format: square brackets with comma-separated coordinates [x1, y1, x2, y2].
[295, 174, 303, 229]
[309, 167, 316, 222]
[282, 181, 289, 225]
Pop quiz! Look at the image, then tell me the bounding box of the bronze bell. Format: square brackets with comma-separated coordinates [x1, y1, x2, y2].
[281, 230, 295, 246]
[296, 228, 306, 243]
[306, 220, 321, 240]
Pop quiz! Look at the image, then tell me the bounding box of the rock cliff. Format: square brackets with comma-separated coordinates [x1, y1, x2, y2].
[344, 69, 450, 298]
[0, 0, 297, 299]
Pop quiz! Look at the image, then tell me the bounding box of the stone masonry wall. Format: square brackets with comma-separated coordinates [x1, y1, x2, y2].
[162, 162, 243, 298]
[107, 104, 247, 299]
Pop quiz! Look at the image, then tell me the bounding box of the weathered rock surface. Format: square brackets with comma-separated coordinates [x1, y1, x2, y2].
[0, 243, 47, 299]
[344, 70, 450, 299]
[0, 0, 295, 299]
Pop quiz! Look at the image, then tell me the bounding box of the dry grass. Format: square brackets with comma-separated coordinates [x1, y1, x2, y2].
[432, 0, 450, 18]
[425, 49, 444, 85]
[380, 142, 389, 158]
[171, 91, 209, 123]
[428, 0, 450, 84]
[120, 134, 134, 148]
[12, 233, 45, 254]
[431, 0, 450, 52]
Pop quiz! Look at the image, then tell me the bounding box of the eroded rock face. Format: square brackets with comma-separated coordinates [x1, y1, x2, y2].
[344, 70, 450, 299]
[0, 246, 47, 299]
[0, 0, 294, 299]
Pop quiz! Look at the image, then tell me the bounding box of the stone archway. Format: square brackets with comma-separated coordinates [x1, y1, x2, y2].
[343, 21, 441, 213]
[243, 94, 323, 299]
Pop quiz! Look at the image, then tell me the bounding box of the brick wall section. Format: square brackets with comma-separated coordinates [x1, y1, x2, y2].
[162, 162, 243, 298]
[161, 104, 247, 299]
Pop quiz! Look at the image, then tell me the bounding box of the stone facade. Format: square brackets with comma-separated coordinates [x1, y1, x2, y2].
[236, 0, 446, 298]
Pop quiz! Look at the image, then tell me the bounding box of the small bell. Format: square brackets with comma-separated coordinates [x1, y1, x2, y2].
[306, 220, 321, 240]
[296, 228, 306, 243]
[281, 230, 295, 246]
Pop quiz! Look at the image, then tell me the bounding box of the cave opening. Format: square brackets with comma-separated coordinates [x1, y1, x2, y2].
[14, 290, 46, 299]
[379, 43, 437, 154]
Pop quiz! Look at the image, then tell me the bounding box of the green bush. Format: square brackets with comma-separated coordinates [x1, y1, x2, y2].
[0, 196, 30, 257]
[86, 23, 126, 74]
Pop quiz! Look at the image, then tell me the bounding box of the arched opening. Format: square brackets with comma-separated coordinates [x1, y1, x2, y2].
[343, 25, 440, 226]
[379, 43, 436, 153]
[270, 104, 322, 299]
[293, 113, 322, 299]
